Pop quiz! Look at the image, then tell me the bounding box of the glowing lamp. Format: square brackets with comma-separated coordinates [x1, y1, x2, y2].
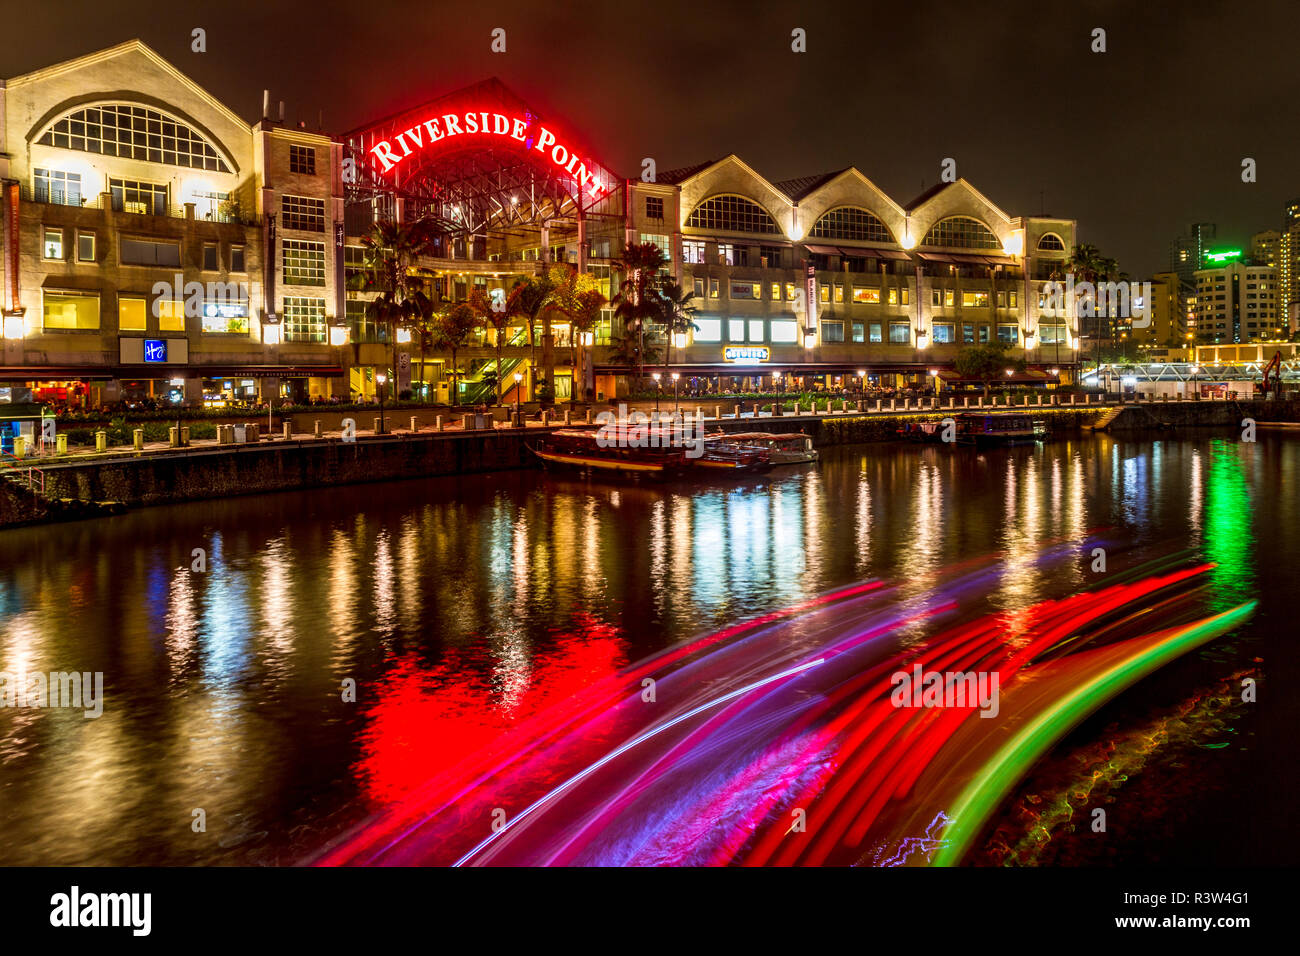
[3, 315, 25, 340]
[1005, 368, 1014, 376]
[376, 372, 387, 385]
[396, 328, 412, 344]
[329, 326, 349, 346]
[263, 323, 282, 345]
[651, 372, 661, 382]
[513, 371, 522, 384]
[857, 369, 866, 378]
[673, 332, 687, 348]
[1023, 332, 1034, 347]
[580, 331, 594, 345]
[900, 233, 916, 250]
[915, 329, 928, 348]
[803, 333, 816, 348]
[671, 372, 679, 382]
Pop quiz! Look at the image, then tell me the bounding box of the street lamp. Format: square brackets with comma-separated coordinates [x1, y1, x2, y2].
[671, 371, 680, 413]
[651, 371, 661, 414]
[376, 371, 387, 435]
[513, 370, 523, 427]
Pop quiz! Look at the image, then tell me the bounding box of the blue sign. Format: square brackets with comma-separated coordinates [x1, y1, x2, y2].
[144, 339, 167, 363]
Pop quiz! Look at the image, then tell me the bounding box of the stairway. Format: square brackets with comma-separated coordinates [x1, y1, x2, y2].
[1088, 405, 1125, 431]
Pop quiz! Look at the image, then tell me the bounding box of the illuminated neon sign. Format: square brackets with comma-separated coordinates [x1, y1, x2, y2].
[724, 346, 770, 364]
[1204, 249, 1242, 263]
[368, 110, 607, 199]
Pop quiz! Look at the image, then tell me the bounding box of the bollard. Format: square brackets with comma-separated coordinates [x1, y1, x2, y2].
[857, 400, 865, 412]
[408, 416, 419, 433]
[977, 396, 985, 407]
[715, 405, 722, 420]
[903, 398, 911, 411]
[314, 420, 322, 438]
[373, 417, 382, 434]
[585, 408, 593, 424]
[181, 426, 190, 447]
[437, 415, 444, 432]
[875, 399, 883, 412]
[285, 421, 294, 440]
[133, 428, 144, 452]
[564, 409, 571, 425]
[56, 433, 68, 455]
[889, 398, 897, 411]
[169, 426, 180, 448]
[13, 435, 25, 458]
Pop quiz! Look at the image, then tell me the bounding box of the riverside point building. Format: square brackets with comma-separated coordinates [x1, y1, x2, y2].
[3, 40, 1081, 408]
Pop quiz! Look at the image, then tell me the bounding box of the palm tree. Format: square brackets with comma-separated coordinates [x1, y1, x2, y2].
[657, 279, 698, 373]
[468, 287, 509, 405]
[359, 217, 441, 394]
[612, 242, 668, 390]
[407, 295, 440, 400]
[548, 265, 608, 405]
[434, 302, 479, 407]
[506, 273, 556, 402]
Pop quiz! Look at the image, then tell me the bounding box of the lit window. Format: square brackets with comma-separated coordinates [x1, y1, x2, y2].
[283, 296, 327, 343]
[728, 319, 745, 341]
[834, 285, 844, 304]
[156, 297, 186, 332]
[869, 322, 882, 343]
[810, 206, 892, 243]
[693, 317, 722, 342]
[43, 228, 64, 259]
[853, 286, 880, 303]
[709, 278, 720, 299]
[730, 282, 759, 299]
[34, 169, 82, 206]
[852, 322, 864, 343]
[283, 240, 326, 285]
[281, 195, 326, 232]
[682, 240, 705, 264]
[748, 319, 765, 342]
[770, 320, 798, 343]
[686, 195, 780, 234]
[38, 104, 231, 172]
[42, 291, 99, 330]
[888, 322, 910, 344]
[922, 216, 1000, 249]
[119, 296, 147, 331]
[962, 291, 990, 307]
[785, 282, 797, 301]
[932, 323, 955, 343]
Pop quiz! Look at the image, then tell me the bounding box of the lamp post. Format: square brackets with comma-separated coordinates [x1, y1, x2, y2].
[652, 371, 661, 414]
[671, 371, 680, 414]
[513, 370, 523, 427]
[376, 371, 387, 435]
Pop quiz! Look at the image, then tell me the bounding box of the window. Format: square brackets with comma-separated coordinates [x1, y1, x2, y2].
[201, 297, 250, 334]
[77, 232, 96, 262]
[43, 229, 64, 259]
[962, 323, 975, 344]
[645, 196, 664, 220]
[121, 237, 181, 267]
[728, 319, 746, 342]
[155, 297, 186, 332]
[997, 325, 1019, 344]
[1040, 324, 1066, 343]
[748, 319, 765, 342]
[760, 246, 784, 268]
[770, 282, 781, 300]
[37, 104, 231, 171]
[1037, 233, 1066, 251]
[283, 240, 326, 286]
[34, 169, 82, 206]
[685, 195, 780, 234]
[921, 216, 1000, 249]
[834, 285, 844, 304]
[283, 296, 327, 343]
[852, 322, 864, 343]
[809, 206, 892, 242]
[281, 195, 325, 232]
[43, 291, 99, 330]
[770, 319, 798, 343]
[944, 290, 955, 307]
[694, 317, 722, 342]
[119, 296, 147, 331]
[693, 277, 705, 298]
[820, 284, 830, 303]
[231, 245, 246, 272]
[888, 322, 910, 344]
[289, 144, 316, 175]
[932, 289, 942, 307]
[900, 288, 910, 305]
[731, 282, 759, 299]
[203, 244, 218, 271]
[683, 240, 705, 264]
[933, 323, 955, 343]
[853, 286, 880, 304]
[887, 288, 898, 305]
[869, 322, 883, 343]
[822, 321, 844, 343]
[109, 178, 168, 216]
[717, 243, 735, 265]
[709, 278, 720, 299]
[962, 291, 990, 307]
[191, 189, 233, 222]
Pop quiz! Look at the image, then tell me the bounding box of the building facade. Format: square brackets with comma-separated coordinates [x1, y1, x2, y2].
[1194, 258, 1280, 344]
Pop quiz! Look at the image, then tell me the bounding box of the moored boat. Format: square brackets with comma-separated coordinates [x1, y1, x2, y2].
[711, 432, 818, 464]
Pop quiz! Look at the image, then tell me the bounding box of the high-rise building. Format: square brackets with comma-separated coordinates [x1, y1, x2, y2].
[1194, 255, 1280, 344]
[1279, 199, 1300, 333]
[1170, 222, 1217, 286]
[1133, 271, 1191, 347]
[1250, 229, 1280, 268]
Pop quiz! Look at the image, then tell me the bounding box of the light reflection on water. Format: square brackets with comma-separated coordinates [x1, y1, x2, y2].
[0, 433, 1291, 865]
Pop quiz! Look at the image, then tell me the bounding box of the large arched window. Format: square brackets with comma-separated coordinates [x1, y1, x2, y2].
[1037, 232, 1066, 251]
[686, 194, 780, 234]
[36, 104, 232, 173]
[810, 206, 893, 243]
[921, 215, 1000, 249]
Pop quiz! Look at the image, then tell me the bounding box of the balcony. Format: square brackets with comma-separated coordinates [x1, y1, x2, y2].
[20, 185, 258, 226]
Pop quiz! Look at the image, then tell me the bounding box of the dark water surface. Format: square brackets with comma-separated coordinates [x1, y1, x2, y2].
[0, 431, 1294, 865]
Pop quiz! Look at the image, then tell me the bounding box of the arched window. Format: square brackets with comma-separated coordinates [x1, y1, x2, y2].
[1037, 232, 1066, 251]
[686, 194, 780, 234]
[37, 104, 232, 173]
[810, 206, 893, 243]
[921, 216, 1000, 249]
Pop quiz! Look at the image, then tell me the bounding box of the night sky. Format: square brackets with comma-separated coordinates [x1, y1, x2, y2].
[5, 0, 1297, 276]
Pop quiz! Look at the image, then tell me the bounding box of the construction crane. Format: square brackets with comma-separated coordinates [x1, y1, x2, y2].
[1260, 350, 1283, 399]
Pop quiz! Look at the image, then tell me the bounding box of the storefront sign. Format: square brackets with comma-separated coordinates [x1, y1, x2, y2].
[367, 109, 607, 199]
[144, 340, 167, 362]
[724, 346, 770, 364]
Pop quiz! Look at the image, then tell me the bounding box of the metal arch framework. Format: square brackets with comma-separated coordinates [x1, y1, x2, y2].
[342, 78, 625, 242]
[1087, 361, 1300, 382]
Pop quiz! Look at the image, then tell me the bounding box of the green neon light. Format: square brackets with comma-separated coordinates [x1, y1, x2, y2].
[1205, 250, 1242, 263]
[930, 600, 1257, 866]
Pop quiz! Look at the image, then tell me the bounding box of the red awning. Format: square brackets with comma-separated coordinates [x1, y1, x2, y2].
[916, 252, 954, 263]
[803, 243, 842, 256]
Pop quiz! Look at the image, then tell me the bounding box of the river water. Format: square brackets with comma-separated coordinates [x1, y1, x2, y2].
[0, 431, 1293, 865]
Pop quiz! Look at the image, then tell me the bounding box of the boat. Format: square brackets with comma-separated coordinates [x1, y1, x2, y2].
[696, 439, 773, 474]
[897, 413, 1049, 446]
[710, 432, 818, 464]
[531, 427, 692, 476]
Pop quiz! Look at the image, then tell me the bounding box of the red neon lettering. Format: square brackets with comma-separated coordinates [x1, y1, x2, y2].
[480, 112, 489, 133]
[511, 118, 527, 141]
[394, 132, 412, 156]
[405, 126, 424, 148]
[565, 152, 581, 175]
[422, 119, 442, 143]
[465, 112, 478, 133]
[552, 144, 569, 167]
[443, 114, 462, 136]
[493, 113, 509, 135]
[534, 127, 556, 154]
[371, 141, 400, 172]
